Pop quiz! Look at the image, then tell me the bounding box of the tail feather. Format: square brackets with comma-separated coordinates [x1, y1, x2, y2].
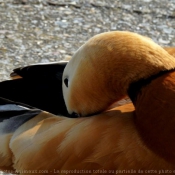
[10, 61, 68, 80]
[0, 78, 70, 117]
[0, 61, 71, 117]
[0, 97, 42, 171]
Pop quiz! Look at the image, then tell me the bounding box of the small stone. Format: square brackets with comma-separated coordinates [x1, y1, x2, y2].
[0, 0, 174, 85]
[158, 38, 170, 45]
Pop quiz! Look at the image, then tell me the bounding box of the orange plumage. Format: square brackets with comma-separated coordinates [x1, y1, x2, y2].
[2, 103, 175, 174]
[1, 32, 175, 174]
[134, 70, 175, 165]
[63, 31, 175, 171]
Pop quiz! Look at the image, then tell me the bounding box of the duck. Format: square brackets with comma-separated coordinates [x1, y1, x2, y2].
[2, 46, 174, 116]
[1, 99, 175, 174]
[63, 31, 175, 165]
[62, 32, 175, 117]
[1, 32, 175, 174]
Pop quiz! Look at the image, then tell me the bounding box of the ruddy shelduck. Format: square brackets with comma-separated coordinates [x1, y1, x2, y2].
[0, 32, 175, 174]
[63, 31, 175, 166]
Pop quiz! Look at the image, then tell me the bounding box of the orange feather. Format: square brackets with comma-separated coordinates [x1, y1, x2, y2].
[1, 32, 175, 174]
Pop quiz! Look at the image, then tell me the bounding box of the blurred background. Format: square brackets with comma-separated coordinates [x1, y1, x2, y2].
[0, 0, 175, 81]
[0, 0, 175, 174]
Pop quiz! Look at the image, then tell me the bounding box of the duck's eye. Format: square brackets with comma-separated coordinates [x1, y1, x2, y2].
[64, 78, 69, 87]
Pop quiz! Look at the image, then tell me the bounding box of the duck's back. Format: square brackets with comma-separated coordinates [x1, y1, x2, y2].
[8, 103, 174, 174]
[134, 70, 175, 165]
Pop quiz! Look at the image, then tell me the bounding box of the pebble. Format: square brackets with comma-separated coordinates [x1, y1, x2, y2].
[0, 1, 174, 81]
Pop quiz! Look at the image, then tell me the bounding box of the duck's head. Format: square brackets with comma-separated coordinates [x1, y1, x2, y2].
[63, 31, 175, 117]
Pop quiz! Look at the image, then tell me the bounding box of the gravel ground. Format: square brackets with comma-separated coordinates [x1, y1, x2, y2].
[0, 0, 175, 82]
[0, 0, 175, 174]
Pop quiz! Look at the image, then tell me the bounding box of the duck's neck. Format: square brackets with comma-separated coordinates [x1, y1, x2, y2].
[128, 70, 175, 165]
[128, 70, 171, 104]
